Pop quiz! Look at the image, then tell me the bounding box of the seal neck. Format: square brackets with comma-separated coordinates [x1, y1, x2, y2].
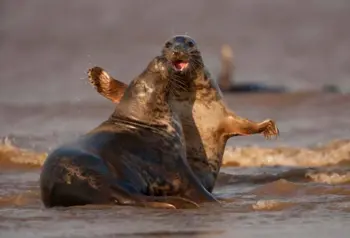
[112, 58, 172, 123]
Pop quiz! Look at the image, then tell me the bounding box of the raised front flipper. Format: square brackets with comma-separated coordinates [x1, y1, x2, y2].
[87, 66, 127, 103]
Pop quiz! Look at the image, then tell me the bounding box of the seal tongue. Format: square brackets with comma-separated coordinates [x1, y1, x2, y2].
[173, 61, 188, 70]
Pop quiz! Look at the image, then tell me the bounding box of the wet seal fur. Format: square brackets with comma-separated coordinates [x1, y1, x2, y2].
[87, 35, 279, 193]
[40, 55, 218, 209]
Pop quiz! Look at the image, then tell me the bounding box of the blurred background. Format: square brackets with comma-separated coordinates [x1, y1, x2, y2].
[1, 0, 350, 150]
[1, 0, 350, 103]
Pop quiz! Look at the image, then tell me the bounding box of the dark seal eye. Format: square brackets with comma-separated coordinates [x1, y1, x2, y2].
[187, 41, 195, 48]
[165, 41, 173, 48]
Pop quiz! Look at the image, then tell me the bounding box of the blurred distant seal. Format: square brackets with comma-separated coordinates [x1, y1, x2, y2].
[40, 55, 218, 209]
[88, 35, 280, 193]
[216, 48, 286, 93]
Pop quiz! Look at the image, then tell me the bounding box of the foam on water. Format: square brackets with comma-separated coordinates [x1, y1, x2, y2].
[2, 137, 349, 169]
[0, 138, 47, 169]
[1, 137, 350, 237]
[223, 139, 350, 167]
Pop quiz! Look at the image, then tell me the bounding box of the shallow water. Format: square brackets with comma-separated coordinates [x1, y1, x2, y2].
[1, 0, 350, 237]
[1, 93, 350, 238]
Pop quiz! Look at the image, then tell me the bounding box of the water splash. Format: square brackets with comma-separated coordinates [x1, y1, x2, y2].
[0, 137, 47, 169]
[223, 139, 350, 167]
[1, 138, 350, 169]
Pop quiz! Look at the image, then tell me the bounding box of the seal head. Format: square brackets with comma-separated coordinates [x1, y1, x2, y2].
[162, 35, 203, 74]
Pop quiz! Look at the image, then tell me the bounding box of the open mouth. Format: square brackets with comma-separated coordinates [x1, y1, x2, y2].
[171, 60, 189, 72]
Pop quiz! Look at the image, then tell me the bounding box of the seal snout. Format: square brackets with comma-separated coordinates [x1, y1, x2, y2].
[169, 49, 190, 72]
[162, 35, 198, 72]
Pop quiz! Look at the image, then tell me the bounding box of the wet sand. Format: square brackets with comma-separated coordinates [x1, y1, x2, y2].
[1, 1, 350, 237]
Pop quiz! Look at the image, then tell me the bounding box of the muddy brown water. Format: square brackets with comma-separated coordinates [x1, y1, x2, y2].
[1, 1, 350, 237]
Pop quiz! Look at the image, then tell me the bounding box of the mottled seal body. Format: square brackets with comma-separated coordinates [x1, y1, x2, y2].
[88, 35, 279, 193]
[40, 57, 217, 209]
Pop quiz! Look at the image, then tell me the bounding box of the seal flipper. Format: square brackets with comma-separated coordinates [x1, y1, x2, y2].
[137, 196, 200, 209]
[108, 183, 200, 209]
[87, 66, 127, 103]
[217, 113, 279, 139]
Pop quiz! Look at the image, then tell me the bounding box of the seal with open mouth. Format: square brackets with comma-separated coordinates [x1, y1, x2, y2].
[40, 55, 218, 209]
[88, 35, 279, 192]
